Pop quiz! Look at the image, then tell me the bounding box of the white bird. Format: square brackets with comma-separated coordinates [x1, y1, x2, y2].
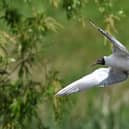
[56, 21, 129, 96]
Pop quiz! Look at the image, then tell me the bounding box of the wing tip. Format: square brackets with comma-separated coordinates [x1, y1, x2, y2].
[88, 19, 98, 29]
[89, 19, 105, 33]
[55, 86, 80, 96]
[55, 91, 64, 96]
[55, 89, 68, 96]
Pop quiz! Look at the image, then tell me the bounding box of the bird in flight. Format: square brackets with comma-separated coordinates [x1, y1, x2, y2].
[56, 21, 129, 96]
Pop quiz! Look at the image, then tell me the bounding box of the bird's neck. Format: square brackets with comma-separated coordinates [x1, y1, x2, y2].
[104, 55, 114, 66]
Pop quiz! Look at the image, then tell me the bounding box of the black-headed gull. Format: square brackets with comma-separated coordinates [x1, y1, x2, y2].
[56, 21, 129, 96]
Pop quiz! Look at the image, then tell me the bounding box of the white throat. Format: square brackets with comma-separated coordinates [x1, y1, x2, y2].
[103, 55, 113, 66]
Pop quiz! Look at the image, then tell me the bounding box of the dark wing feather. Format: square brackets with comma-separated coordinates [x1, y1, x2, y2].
[100, 68, 128, 86]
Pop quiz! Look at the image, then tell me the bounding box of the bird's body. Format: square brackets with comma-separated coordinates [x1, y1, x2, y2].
[56, 21, 129, 96]
[104, 55, 129, 71]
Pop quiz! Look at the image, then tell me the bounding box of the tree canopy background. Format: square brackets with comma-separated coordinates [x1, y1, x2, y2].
[0, 0, 129, 129]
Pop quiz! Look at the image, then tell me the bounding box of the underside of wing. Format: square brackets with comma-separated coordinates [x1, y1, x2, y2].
[56, 66, 128, 96]
[56, 68, 110, 96]
[100, 68, 128, 86]
[89, 20, 129, 56]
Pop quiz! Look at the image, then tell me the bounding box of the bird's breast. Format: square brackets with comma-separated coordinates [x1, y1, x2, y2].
[106, 56, 129, 71]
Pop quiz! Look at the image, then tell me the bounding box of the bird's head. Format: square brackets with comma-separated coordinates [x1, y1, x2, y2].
[91, 57, 105, 66]
[96, 57, 105, 65]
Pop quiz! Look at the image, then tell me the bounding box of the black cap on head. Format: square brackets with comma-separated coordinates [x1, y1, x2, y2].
[96, 57, 105, 65]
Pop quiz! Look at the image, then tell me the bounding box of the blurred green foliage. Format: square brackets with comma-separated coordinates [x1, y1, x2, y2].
[0, 0, 129, 129]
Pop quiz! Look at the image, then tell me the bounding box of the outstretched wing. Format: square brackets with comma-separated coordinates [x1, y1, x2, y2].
[89, 20, 129, 56]
[56, 68, 109, 96]
[56, 68, 128, 96]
